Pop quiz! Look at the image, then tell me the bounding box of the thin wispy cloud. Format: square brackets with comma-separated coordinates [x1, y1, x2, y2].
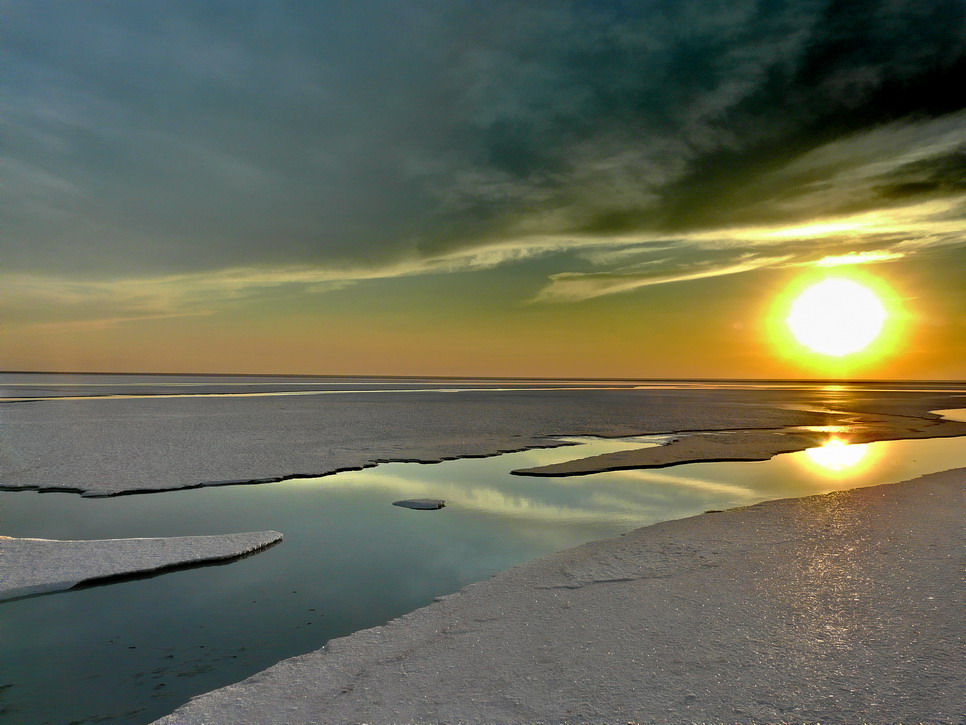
[533, 256, 791, 303]
[814, 251, 906, 267]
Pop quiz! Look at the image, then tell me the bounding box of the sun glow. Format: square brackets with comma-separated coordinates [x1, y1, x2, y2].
[803, 437, 877, 477]
[785, 278, 887, 356]
[767, 269, 904, 374]
[803, 438, 869, 473]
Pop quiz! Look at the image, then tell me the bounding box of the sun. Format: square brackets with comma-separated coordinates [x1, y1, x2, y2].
[785, 277, 888, 356]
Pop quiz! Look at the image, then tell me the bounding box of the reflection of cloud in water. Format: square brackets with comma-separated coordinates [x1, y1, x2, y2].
[315, 434, 965, 531]
[618, 470, 754, 498]
[332, 469, 650, 526]
[330, 445, 755, 527]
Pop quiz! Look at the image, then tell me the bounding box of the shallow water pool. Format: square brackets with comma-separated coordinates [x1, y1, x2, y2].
[1, 432, 964, 724]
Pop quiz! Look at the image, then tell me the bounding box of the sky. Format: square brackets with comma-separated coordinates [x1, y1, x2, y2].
[4, 0, 965, 379]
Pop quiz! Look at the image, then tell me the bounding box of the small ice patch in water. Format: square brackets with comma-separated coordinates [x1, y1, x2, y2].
[393, 499, 445, 510]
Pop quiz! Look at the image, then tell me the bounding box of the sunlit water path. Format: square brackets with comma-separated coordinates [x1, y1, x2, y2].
[1, 432, 964, 724]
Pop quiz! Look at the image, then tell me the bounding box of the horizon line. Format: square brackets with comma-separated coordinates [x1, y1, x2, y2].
[2, 369, 964, 385]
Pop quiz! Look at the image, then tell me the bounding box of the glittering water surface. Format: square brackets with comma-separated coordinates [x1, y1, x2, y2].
[1, 431, 964, 724]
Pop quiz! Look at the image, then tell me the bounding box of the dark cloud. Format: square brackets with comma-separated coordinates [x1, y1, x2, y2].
[4, 0, 965, 281]
[874, 148, 966, 199]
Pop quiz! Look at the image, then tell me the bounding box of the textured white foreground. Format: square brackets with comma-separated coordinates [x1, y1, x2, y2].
[156, 469, 963, 724]
[0, 531, 282, 601]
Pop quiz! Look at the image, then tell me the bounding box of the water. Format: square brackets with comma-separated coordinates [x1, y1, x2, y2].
[1, 432, 964, 724]
[934, 408, 966, 423]
[4, 372, 964, 401]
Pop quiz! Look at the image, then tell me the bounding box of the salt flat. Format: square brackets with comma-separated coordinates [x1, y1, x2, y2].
[0, 531, 282, 601]
[2, 378, 964, 496]
[3, 377, 963, 722]
[155, 469, 963, 724]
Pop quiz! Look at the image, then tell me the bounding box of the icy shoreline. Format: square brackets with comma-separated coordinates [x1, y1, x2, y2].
[155, 468, 964, 724]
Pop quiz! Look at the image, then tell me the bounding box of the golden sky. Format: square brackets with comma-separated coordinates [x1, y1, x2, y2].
[4, 2, 965, 378]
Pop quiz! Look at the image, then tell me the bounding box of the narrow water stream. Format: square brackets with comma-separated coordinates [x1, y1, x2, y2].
[1, 432, 964, 724]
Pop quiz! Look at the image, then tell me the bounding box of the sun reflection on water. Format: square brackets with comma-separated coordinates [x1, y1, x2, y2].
[802, 438, 871, 474]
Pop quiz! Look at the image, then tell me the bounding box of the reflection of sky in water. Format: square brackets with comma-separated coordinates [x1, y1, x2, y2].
[326, 433, 965, 531]
[1, 430, 964, 724]
[933, 407, 966, 423]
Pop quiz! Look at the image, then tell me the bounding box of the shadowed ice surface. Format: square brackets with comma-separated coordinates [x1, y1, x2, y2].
[1, 431, 964, 724]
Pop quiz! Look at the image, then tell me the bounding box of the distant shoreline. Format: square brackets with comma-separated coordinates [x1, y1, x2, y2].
[3, 369, 964, 384]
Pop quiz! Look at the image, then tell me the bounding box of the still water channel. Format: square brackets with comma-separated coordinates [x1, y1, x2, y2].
[1, 431, 964, 724]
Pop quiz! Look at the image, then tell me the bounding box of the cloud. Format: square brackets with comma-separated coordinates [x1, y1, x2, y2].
[814, 251, 906, 267]
[0, 236, 593, 326]
[3, 0, 964, 330]
[685, 112, 966, 231]
[5, 184, 961, 327]
[6, 3, 966, 265]
[533, 255, 790, 303]
[874, 147, 966, 200]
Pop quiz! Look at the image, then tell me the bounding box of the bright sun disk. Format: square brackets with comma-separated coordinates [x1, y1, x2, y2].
[785, 277, 887, 356]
